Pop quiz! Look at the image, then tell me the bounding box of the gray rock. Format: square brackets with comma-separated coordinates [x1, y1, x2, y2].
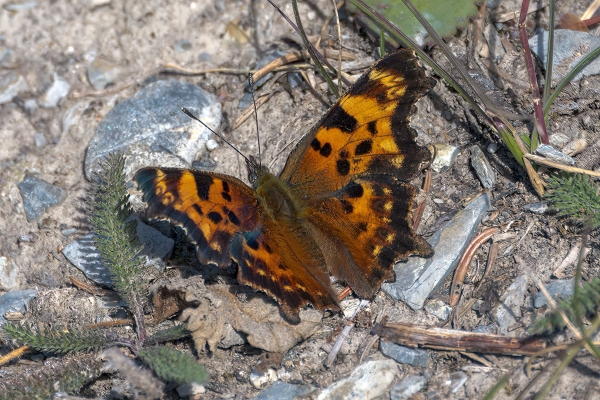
[87, 58, 123, 90]
[39, 73, 70, 108]
[131, 216, 174, 269]
[390, 375, 427, 400]
[62, 233, 114, 288]
[380, 340, 429, 368]
[449, 371, 468, 393]
[492, 275, 529, 333]
[533, 279, 574, 308]
[470, 145, 495, 189]
[486, 142, 499, 154]
[62, 219, 174, 288]
[384, 193, 491, 310]
[0, 71, 29, 104]
[523, 202, 549, 214]
[535, 144, 575, 166]
[0, 289, 37, 325]
[18, 175, 66, 221]
[4, 2, 38, 11]
[0, 256, 19, 291]
[317, 359, 399, 400]
[219, 323, 246, 348]
[34, 132, 47, 148]
[529, 30, 600, 83]
[85, 80, 221, 180]
[424, 299, 452, 320]
[174, 40, 192, 53]
[250, 381, 316, 400]
[429, 144, 459, 172]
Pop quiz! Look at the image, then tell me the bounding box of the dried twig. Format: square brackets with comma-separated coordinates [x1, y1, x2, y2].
[524, 154, 600, 177]
[412, 170, 431, 230]
[325, 300, 369, 367]
[372, 323, 546, 356]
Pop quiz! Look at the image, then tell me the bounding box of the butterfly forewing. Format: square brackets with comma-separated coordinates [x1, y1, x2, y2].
[134, 168, 260, 267]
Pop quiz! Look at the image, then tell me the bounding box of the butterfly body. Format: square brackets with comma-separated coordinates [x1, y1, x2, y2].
[134, 49, 435, 323]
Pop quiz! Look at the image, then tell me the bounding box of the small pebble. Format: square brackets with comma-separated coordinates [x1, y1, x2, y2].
[562, 138, 587, 156]
[199, 52, 211, 61]
[523, 202, 548, 214]
[87, 58, 122, 90]
[449, 371, 468, 393]
[0, 289, 37, 324]
[492, 275, 528, 333]
[428, 144, 459, 172]
[0, 256, 19, 291]
[18, 175, 67, 221]
[390, 375, 427, 400]
[470, 145, 495, 189]
[23, 98, 38, 113]
[18, 234, 33, 242]
[249, 368, 277, 389]
[205, 139, 219, 151]
[174, 39, 192, 53]
[39, 73, 70, 108]
[424, 299, 452, 320]
[486, 142, 499, 153]
[380, 340, 429, 367]
[61, 228, 77, 236]
[0, 71, 29, 105]
[533, 279, 574, 308]
[34, 132, 47, 148]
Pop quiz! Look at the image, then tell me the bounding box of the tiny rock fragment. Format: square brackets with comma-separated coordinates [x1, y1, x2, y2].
[380, 340, 430, 368]
[249, 368, 277, 389]
[0, 71, 29, 104]
[533, 279, 574, 308]
[492, 275, 528, 334]
[428, 144, 459, 172]
[18, 175, 66, 221]
[250, 381, 316, 400]
[0, 256, 20, 291]
[390, 375, 427, 400]
[523, 202, 549, 214]
[424, 299, 452, 320]
[39, 73, 70, 108]
[470, 145, 495, 189]
[0, 289, 37, 325]
[87, 58, 122, 90]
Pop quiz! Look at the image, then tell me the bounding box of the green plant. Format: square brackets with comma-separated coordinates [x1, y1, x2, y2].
[546, 173, 600, 230]
[1, 153, 205, 398]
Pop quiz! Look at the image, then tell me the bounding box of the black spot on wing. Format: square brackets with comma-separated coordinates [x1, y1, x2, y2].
[367, 121, 377, 135]
[336, 159, 350, 176]
[355, 140, 372, 156]
[225, 208, 240, 226]
[194, 174, 213, 200]
[207, 211, 223, 224]
[246, 235, 259, 250]
[221, 191, 232, 202]
[340, 199, 353, 214]
[322, 103, 357, 133]
[311, 138, 321, 151]
[345, 182, 364, 198]
[319, 143, 332, 157]
[192, 204, 203, 216]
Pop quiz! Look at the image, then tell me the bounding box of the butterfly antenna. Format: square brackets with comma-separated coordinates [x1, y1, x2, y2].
[248, 72, 262, 168]
[181, 107, 252, 166]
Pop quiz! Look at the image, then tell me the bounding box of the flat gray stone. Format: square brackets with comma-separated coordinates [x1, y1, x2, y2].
[529, 30, 600, 83]
[533, 279, 574, 308]
[62, 233, 114, 288]
[0, 289, 37, 325]
[87, 58, 123, 90]
[390, 375, 427, 400]
[523, 202, 549, 214]
[384, 193, 491, 310]
[62, 219, 174, 288]
[493, 275, 529, 333]
[85, 79, 221, 180]
[424, 299, 452, 320]
[470, 145, 495, 189]
[535, 144, 575, 166]
[18, 175, 66, 221]
[251, 381, 316, 400]
[317, 359, 399, 400]
[380, 340, 429, 368]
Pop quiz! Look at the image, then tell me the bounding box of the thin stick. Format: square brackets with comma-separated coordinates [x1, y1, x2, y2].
[524, 154, 600, 177]
[324, 300, 369, 367]
[331, 0, 343, 93]
[0, 345, 31, 367]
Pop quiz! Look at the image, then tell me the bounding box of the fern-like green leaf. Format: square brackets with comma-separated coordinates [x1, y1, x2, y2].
[2, 323, 116, 353]
[90, 152, 145, 304]
[145, 325, 191, 346]
[532, 276, 600, 334]
[545, 172, 600, 230]
[139, 346, 209, 384]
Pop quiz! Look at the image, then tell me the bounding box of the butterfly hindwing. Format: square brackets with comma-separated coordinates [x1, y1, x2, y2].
[134, 168, 260, 267]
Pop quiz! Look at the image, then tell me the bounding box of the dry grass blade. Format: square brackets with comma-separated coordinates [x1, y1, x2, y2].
[450, 227, 500, 306]
[0, 345, 31, 367]
[524, 154, 600, 177]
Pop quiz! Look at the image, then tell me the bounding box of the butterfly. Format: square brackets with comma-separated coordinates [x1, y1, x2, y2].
[134, 49, 435, 324]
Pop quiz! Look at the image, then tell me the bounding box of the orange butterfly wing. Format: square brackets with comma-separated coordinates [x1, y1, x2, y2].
[134, 168, 259, 267]
[279, 49, 435, 298]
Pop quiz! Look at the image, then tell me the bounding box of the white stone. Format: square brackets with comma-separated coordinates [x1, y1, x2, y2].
[0, 257, 19, 291]
[205, 139, 219, 151]
[317, 359, 399, 400]
[39, 73, 70, 108]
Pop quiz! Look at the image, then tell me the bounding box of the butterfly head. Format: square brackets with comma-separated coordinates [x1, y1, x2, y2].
[246, 155, 270, 188]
